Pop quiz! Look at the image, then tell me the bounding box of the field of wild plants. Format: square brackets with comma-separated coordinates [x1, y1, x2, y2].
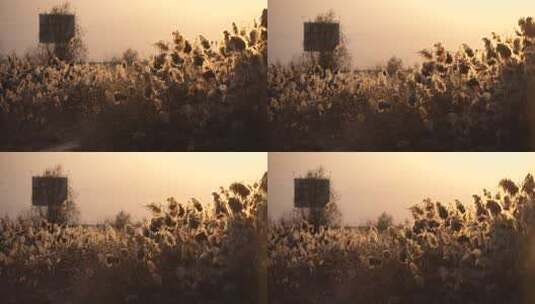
[0, 175, 267, 304]
[0, 11, 267, 151]
[268, 17, 535, 151]
[268, 174, 535, 304]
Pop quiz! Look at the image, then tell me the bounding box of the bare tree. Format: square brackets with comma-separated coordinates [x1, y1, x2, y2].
[376, 212, 394, 233]
[121, 48, 139, 66]
[110, 210, 132, 230]
[385, 56, 404, 76]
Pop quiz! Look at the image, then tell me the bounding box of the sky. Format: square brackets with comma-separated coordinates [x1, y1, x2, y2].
[269, 0, 535, 68]
[268, 153, 535, 226]
[0, 0, 265, 61]
[0, 153, 266, 223]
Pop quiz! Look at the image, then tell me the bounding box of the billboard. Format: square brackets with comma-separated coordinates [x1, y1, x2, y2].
[32, 177, 68, 206]
[304, 22, 340, 52]
[294, 178, 330, 208]
[39, 14, 75, 43]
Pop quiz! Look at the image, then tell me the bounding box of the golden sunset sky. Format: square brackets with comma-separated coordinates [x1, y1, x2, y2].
[0, 153, 266, 223]
[269, 153, 535, 225]
[0, 0, 265, 61]
[269, 0, 535, 68]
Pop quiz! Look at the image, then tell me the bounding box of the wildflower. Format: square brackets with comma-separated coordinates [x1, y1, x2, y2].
[450, 218, 463, 232]
[427, 233, 439, 248]
[410, 206, 424, 218]
[522, 174, 535, 194]
[191, 198, 203, 212]
[230, 182, 251, 198]
[170, 52, 183, 66]
[199, 35, 211, 50]
[455, 200, 466, 214]
[261, 9, 267, 28]
[496, 43, 512, 59]
[457, 234, 470, 244]
[399, 248, 408, 263]
[419, 49, 433, 60]
[188, 214, 200, 229]
[368, 256, 382, 268]
[146, 203, 162, 215]
[105, 254, 117, 268]
[467, 77, 480, 89]
[150, 217, 163, 232]
[164, 214, 176, 227]
[458, 61, 470, 74]
[499, 179, 519, 196]
[421, 62, 435, 77]
[195, 231, 208, 243]
[249, 29, 258, 46]
[228, 197, 243, 214]
[167, 197, 178, 211]
[183, 40, 192, 54]
[436, 202, 449, 220]
[445, 52, 453, 64]
[202, 69, 216, 81]
[178, 204, 185, 217]
[228, 36, 247, 52]
[486, 200, 502, 216]
[193, 53, 204, 67]
[377, 100, 392, 111]
[412, 220, 426, 234]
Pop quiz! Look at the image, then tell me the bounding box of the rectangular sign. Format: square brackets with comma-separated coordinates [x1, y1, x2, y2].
[304, 22, 340, 52]
[39, 14, 75, 43]
[294, 178, 330, 208]
[32, 177, 68, 206]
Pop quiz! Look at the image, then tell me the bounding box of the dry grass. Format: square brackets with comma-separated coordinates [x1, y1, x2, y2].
[0, 10, 267, 151]
[268, 17, 535, 151]
[0, 174, 267, 304]
[268, 174, 535, 303]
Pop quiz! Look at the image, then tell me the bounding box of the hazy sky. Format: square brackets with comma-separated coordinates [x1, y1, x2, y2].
[269, 153, 535, 225]
[0, 153, 266, 223]
[269, 0, 535, 68]
[0, 0, 265, 61]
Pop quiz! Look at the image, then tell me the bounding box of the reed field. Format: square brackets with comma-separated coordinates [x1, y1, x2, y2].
[268, 17, 535, 151]
[0, 174, 267, 304]
[268, 173, 535, 303]
[0, 10, 267, 151]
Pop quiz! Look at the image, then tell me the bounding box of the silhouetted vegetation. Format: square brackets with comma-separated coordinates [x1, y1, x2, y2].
[0, 7, 267, 151]
[268, 174, 535, 303]
[0, 174, 267, 304]
[269, 16, 535, 151]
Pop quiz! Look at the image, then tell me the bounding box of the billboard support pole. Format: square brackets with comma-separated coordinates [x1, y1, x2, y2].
[48, 204, 59, 223]
[318, 51, 335, 71]
[310, 207, 321, 234]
